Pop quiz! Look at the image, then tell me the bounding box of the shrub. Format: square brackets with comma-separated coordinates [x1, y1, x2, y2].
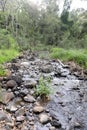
[34, 77, 51, 98]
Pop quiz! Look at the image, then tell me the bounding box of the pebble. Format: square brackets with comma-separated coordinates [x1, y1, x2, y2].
[33, 106, 44, 113]
[16, 116, 25, 122]
[24, 94, 36, 103]
[39, 113, 50, 124]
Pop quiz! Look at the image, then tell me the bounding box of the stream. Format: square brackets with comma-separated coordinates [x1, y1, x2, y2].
[0, 51, 87, 130]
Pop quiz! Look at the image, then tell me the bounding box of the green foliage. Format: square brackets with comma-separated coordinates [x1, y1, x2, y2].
[34, 77, 51, 97]
[0, 49, 19, 64]
[0, 65, 6, 76]
[0, 29, 18, 49]
[50, 47, 87, 68]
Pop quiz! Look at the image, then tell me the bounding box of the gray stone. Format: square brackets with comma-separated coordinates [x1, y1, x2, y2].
[16, 116, 25, 122]
[24, 94, 36, 103]
[21, 62, 30, 67]
[20, 89, 29, 96]
[6, 104, 17, 112]
[0, 111, 7, 121]
[24, 80, 37, 88]
[39, 113, 50, 124]
[49, 126, 55, 130]
[41, 65, 53, 73]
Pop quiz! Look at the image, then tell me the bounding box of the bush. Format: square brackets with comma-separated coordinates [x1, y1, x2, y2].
[0, 29, 18, 49]
[34, 77, 51, 98]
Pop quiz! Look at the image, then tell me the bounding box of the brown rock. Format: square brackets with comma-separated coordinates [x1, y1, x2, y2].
[6, 80, 17, 88]
[1, 92, 14, 104]
[33, 106, 44, 113]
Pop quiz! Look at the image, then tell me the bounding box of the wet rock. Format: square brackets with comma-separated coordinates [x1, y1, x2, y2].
[11, 75, 22, 85]
[51, 120, 61, 128]
[34, 124, 49, 130]
[21, 62, 30, 67]
[55, 68, 69, 77]
[41, 65, 53, 73]
[24, 94, 36, 103]
[11, 63, 20, 71]
[21, 126, 28, 130]
[49, 126, 55, 130]
[20, 89, 29, 96]
[39, 113, 50, 124]
[1, 92, 14, 104]
[15, 107, 25, 116]
[16, 116, 25, 122]
[33, 106, 44, 113]
[6, 80, 17, 88]
[6, 104, 17, 112]
[0, 111, 8, 121]
[24, 80, 37, 88]
[74, 122, 81, 128]
[29, 121, 34, 125]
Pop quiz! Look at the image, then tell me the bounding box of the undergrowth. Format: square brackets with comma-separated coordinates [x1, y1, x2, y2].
[0, 49, 19, 76]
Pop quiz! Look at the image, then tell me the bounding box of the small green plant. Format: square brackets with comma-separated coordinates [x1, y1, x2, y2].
[34, 77, 51, 98]
[0, 66, 6, 76]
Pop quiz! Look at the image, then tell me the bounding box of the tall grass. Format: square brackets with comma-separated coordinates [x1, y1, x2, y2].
[0, 49, 19, 64]
[50, 48, 87, 68]
[0, 49, 19, 76]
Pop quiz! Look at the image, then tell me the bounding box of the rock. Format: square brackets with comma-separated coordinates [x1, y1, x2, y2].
[1, 92, 14, 104]
[24, 80, 37, 88]
[0, 127, 7, 130]
[34, 124, 49, 130]
[6, 104, 17, 112]
[20, 89, 28, 96]
[15, 107, 25, 116]
[74, 122, 81, 128]
[16, 116, 25, 122]
[21, 62, 30, 67]
[49, 126, 55, 130]
[24, 94, 36, 103]
[11, 63, 20, 71]
[41, 65, 53, 73]
[51, 120, 61, 128]
[39, 113, 50, 124]
[0, 111, 8, 121]
[29, 121, 34, 125]
[0, 77, 3, 81]
[33, 106, 44, 113]
[11, 75, 22, 85]
[6, 80, 17, 88]
[21, 126, 28, 130]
